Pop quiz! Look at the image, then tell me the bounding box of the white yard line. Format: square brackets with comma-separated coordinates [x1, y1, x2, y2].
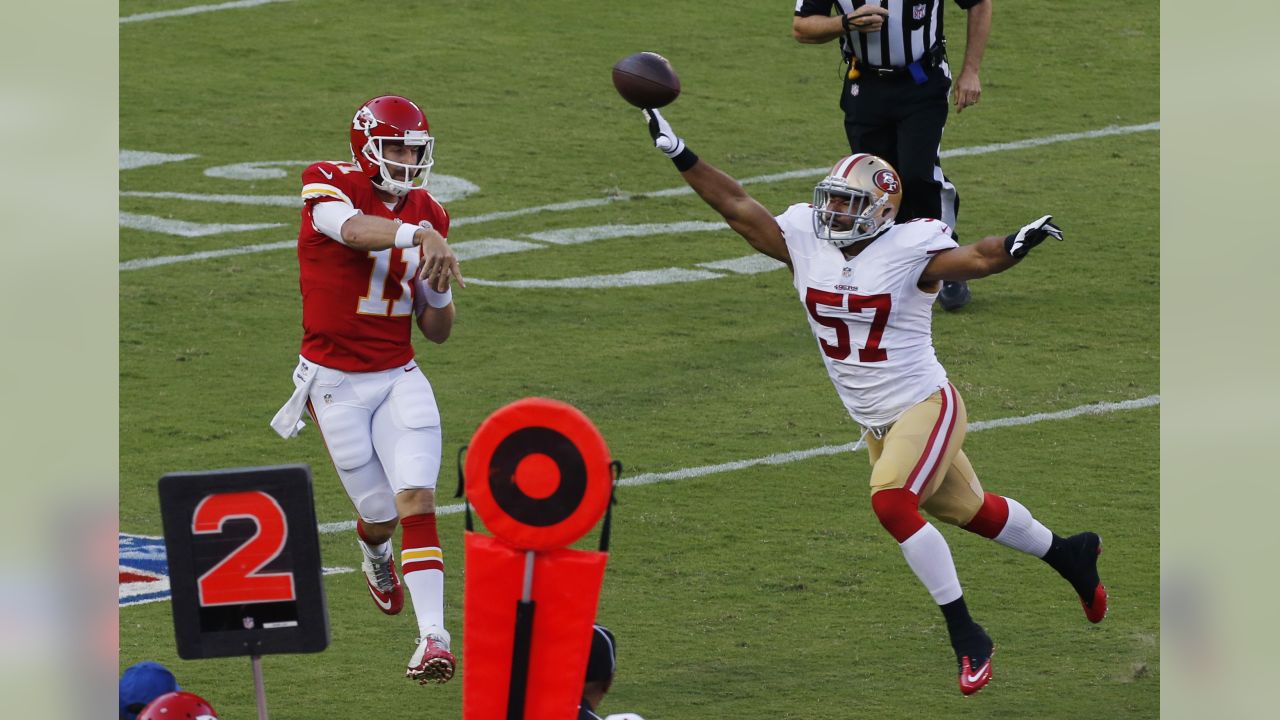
[120, 0, 292, 25]
[118, 212, 285, 238]
[314, 394, 1159, 535]
[120, 122, 1159, 271]
[118, 240, 296, 271]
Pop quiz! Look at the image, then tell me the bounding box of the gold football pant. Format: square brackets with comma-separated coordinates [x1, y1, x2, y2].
[865, 383, 984, 527]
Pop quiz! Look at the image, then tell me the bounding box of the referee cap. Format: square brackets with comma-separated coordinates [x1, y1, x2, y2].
[585, 623, 617, 682]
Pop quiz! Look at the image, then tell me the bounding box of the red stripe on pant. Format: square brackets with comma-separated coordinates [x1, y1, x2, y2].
[904, 384, 956, 495]
[962, 493, 1010, 539]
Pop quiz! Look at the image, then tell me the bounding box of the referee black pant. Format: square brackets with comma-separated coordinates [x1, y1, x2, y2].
[841, 66, 959, 234]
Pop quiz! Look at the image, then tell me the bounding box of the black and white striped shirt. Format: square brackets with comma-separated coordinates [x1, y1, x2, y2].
[796, 0, 982, 68]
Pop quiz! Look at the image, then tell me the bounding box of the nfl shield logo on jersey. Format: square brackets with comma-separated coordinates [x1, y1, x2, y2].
[912, 3, 926, 20]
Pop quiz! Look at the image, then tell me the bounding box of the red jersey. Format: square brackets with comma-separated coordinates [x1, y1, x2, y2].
[296, 160, 451, 372]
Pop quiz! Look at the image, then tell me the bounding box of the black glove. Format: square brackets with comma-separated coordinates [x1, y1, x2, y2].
[643, 108, 685, 159]
[1004, 215, 1064, 258]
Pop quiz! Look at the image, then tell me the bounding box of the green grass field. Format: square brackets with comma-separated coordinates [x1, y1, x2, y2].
[120, 0, 1159, 717]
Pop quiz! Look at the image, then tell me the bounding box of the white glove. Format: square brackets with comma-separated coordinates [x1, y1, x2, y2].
[643, 108, 685, 158]
[1005, 214, 1064, 258]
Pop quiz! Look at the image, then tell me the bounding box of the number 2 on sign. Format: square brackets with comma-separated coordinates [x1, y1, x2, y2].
[192, 491, 296, 606]
[804, 288, 891, 362]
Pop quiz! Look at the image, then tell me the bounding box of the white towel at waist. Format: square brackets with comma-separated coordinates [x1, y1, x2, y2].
[270, 356, 318, 439]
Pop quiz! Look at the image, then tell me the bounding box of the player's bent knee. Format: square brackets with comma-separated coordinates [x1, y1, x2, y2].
[361, 516, 398, 538]
[922, 492, 984, 528]
[871, 488, 927, 543]
[928, 504, 975, 528]
[960, 492, 1009, 539]
[356, 491, 398, 525]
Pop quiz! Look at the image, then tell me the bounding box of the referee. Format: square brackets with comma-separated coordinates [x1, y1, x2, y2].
[793, 0, 992, 311]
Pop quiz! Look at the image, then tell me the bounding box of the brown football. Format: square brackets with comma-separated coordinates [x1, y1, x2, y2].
[611, 52, 681, 109]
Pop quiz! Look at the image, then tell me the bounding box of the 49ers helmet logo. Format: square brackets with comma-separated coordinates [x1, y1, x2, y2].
[873, 169, 900, 193]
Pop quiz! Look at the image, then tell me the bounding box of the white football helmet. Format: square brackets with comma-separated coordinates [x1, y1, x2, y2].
[812, 154, 903, 248]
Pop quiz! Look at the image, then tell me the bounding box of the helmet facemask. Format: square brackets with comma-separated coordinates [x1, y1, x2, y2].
[812, 178, 894, 248]
[359, 130, 435, 198]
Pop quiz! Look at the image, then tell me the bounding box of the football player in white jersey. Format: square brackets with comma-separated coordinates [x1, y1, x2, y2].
[637, 109, 1106, 696]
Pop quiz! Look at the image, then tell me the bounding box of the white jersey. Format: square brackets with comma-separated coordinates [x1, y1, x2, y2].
[777, 203, 959, 428]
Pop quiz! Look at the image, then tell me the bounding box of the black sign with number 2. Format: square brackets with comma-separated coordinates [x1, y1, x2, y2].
[159, 465, 330, 659]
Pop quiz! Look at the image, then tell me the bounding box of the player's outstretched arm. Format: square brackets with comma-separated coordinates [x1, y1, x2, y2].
[920, 215, 1063, 284]
[642, 109, 791, 266]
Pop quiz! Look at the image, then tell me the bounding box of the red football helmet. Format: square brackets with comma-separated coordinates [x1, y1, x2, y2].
[349, 95, 435, 197]
[137, 691, 219, 720]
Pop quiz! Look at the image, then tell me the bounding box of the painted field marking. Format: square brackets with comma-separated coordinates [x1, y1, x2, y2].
[120, 191, 299, 207]
[120, 122, 1159, 271]
[314, 394, 1160, 535]
[118, 212, 285, 238]
[120, 0, 292, 25]
[119, 151, 199, 170]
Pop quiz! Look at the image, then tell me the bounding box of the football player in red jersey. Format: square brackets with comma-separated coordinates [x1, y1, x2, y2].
[271, 95, 464, 685]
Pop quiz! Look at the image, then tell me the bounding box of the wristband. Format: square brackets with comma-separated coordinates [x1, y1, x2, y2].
[1003, 233, 1018, 257]
[394, 222, 418, 249]
[425, 287, 453, 308]
[842, 14, 853, 32]
[672, 147, 699, 172]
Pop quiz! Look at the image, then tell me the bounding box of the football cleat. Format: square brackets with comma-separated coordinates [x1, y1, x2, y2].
[407, 629, 455, 685]
[952, 625, 994, 696]
[1067, 532, 1108, 623]
[360, 545, 403, 616]
[939, 280, 971, 311]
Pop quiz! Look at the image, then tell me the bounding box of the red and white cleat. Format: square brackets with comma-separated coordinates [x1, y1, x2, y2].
[360, 546, 403, 616]
[407, 629, 455, 685]
[953, 625, 994, 696]
[1082, 577, 1109, 624]
[958, 653, 994, 696]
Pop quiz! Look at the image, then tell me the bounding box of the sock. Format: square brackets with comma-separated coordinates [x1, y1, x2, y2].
[400, 513, 445, 637]
[963, 493, 1053, 557]
[356, 519, 390, 560]
[872, 488, 962, 604]
[899, 523, 963, 605]
[940, 595, 975, 636]
[1041, 532, 1102, 602]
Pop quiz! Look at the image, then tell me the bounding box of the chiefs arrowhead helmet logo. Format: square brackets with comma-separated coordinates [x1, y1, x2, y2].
[353, 106, 377, 131]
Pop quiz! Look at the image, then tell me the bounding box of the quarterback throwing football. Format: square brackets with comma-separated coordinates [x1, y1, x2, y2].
[271, 95, 464, 684]
[638, 109, 1106, 695]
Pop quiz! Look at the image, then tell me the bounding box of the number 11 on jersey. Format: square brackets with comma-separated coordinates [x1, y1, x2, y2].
[358, 247, 420, 316]
[805, 287, 892, 363]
